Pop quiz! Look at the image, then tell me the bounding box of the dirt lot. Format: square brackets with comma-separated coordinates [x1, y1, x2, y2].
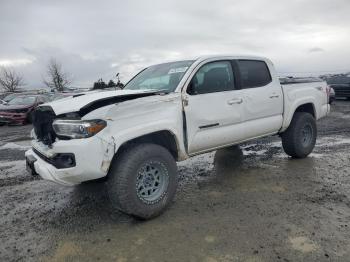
[0, 101, 350, 262]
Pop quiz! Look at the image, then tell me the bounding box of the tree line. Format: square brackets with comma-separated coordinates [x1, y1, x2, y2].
[0, 58, 124, 92]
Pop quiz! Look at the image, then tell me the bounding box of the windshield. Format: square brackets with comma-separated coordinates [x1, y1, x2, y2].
[8, 96, 36, 105]
[124, 60, 194, 92]
[4, 93, 18, 102]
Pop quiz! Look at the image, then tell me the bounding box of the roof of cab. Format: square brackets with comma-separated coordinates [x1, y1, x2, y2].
[194, 55, 271, 63]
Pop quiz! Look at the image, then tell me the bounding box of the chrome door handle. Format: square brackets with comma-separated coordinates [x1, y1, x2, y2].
[269, 94, 280, 98]
[227, 98, 243, 105]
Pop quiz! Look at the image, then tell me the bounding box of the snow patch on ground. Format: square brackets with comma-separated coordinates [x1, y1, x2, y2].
[309, 152, 325, 158]
[317, 136, 350, 147]
[269, 141, 282, 147]
[0, 160, 26, 178]
[244, 149, 268, 156]
[0, 142, 31, 150]
[275, 152, 324, 159]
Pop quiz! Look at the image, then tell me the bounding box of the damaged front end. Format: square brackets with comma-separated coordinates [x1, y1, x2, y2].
[32, 91, 160, 146]
[27, 106, 112, 184]
[26, 90, 163, 185]
[32, 106, 57, 146]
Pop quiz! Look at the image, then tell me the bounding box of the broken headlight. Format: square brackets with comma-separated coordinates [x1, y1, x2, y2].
[52, 119, 107, 139]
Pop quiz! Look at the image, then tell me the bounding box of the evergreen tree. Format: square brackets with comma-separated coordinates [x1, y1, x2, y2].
[107, 80, 117, 88]
[93, 78, 107, 89]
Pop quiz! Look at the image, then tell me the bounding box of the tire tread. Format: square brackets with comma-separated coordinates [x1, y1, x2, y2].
[281, 112, 317, 158]
[107, 143, 178, 219]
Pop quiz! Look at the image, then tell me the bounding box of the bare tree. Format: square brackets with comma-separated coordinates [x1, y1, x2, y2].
[0, 67, 25, 92]
[43, 58, 71, 92]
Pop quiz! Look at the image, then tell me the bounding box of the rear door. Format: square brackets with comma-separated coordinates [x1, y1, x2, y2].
[183, 60, 245, 154]
[235, 59, 283, 138]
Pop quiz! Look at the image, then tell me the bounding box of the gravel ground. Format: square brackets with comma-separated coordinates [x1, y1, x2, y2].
[0, 100, 349, 262]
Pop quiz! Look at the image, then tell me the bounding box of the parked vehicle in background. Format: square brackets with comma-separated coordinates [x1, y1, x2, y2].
[326, 75, 350, 99]
[26, 55, 330, 219]
[329, 87, 335, 104]
[2, 92, 41, 103]
[0, 95, 49, 125]
[279, 76, 323, 84]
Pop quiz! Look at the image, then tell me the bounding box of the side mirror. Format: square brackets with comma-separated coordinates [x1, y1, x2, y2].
[187, 80, 198, 95]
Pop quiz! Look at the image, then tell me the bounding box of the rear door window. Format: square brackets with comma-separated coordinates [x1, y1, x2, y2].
[237, 60, 272, 88]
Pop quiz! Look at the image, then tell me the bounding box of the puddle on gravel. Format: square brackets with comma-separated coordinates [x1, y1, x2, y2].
[289, 236, 319, 253]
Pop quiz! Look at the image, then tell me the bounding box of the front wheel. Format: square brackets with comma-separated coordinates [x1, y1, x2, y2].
[281, 112, 317, 158]
[107, 143, 178, 219]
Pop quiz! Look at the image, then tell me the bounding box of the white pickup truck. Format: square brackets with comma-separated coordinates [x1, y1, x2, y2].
[25, 55, 330, 219]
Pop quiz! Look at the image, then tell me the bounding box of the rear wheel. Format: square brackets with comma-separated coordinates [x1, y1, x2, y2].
[107, 143, 178, 219]
[281, 112, 317, 158]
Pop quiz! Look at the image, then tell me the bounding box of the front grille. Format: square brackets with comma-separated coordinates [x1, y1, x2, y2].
[331, 84, 350, 97]
[0, 108, 27, 113]
[32, 106, 57, 146]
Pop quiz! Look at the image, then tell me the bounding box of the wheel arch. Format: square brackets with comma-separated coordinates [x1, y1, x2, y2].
[294, 103, 316, 118]
[114, 130, 180, 162]
[281, 102, 316, 132]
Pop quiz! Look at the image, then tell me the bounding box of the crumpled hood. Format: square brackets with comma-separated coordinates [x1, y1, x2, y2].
[41, 89, 161, 115]
[82, 92, 181, 121]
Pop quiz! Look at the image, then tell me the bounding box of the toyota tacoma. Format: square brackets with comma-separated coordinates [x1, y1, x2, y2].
[25, 55, 330, 219]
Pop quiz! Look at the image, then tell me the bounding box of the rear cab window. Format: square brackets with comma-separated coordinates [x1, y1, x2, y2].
[237, 60, 272, 88]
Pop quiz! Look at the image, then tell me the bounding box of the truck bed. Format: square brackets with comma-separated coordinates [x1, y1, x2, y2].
[280, 80, 329, 131]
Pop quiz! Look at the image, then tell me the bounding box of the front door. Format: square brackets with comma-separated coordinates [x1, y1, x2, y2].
[183, 60, 245, 154]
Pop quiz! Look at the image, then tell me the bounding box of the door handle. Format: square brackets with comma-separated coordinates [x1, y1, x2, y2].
[269, 94, 280, 98]
[227, 98, 243, 105]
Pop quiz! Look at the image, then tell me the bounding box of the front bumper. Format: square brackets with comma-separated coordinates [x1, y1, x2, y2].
[25, 135, 114, 186]
[0, 112, 27, 124]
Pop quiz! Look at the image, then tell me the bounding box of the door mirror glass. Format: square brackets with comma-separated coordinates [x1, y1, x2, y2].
[187, 78, 198, 95]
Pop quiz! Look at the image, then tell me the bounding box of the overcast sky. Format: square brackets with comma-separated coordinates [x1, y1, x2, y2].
[0, 0, 350, 88]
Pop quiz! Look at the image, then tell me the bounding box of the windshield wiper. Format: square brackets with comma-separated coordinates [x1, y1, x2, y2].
[153, 89, 171, 95]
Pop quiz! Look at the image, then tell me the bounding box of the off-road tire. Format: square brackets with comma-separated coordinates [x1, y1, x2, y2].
[281, 112, 317, 158]
[107, 143, 178, 219]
